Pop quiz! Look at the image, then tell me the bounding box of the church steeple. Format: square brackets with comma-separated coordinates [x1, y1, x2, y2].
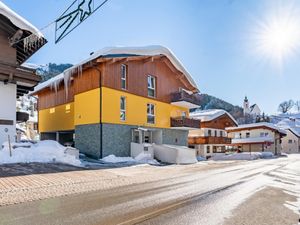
[243, 96, 249, 115]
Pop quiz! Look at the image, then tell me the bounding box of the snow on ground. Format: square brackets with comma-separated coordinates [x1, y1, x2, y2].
[211, 152, 274, 161]
[0, 140, 81, 166]
[101, 153, 160, 165]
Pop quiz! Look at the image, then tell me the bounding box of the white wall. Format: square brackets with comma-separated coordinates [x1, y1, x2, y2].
[0, 82, 16, 146]
[189, 128, 227, 137]
[281, 130, 300, 154]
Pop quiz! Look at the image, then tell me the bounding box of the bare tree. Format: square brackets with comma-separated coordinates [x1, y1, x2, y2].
[278, 100, 294, 113]
[295, 100, 300, 112]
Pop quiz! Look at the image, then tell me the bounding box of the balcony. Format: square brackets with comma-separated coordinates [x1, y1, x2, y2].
[189, 136, 232, 145]
[171, 117, 201, 129]
[171, 90, 201, 109]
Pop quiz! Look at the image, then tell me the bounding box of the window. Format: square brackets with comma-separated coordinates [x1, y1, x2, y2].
[220, 131, 223, 137]
[246, 132, 250, 138]
[215, 130, 217, 137]
[147, 103, 155, 124]
[260, 132, 264, 137]
[288, 139, 293, 144]
[121, 64, 127, 90]
[120, 97, 126, 121]
[208, 130, 212, 136]
[207, 146, 210, 154]
[147, 75, 156, 97]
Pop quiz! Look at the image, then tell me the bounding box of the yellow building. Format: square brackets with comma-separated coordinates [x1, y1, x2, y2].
[33, 46, 201, 158]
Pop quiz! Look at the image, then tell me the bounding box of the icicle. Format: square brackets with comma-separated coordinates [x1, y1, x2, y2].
[23, 34, 44, 53]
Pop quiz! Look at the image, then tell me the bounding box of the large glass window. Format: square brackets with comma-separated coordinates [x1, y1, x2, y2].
[147, 103, 155, 124]
[147, 75, 156, 97]
[121, 64, 127, 90]
[120, 96, 126, 121]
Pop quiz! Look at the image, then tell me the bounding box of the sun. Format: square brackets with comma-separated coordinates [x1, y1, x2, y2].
[251, 3, 300, 67]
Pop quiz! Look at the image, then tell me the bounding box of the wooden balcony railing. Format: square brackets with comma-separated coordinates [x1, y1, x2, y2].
[189, 136, 232, 145]
[171, 90, 201, 106]
[171, 117, 201, 129]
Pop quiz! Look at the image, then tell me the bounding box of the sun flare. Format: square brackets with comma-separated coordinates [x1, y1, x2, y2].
[252, 4, 300, 67]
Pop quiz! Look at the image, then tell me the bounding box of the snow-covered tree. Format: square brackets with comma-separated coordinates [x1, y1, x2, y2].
[278, 100, 294, 113]
[294, 100, 300, 112]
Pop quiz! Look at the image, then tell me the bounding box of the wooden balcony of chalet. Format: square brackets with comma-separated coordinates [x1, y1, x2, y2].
[170, 116, 201, 129]
[0, 61, 41, 97]
[171, 90, 201, 109]
[188, 136, 232, 145]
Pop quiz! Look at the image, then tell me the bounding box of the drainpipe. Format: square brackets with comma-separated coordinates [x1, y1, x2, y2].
[91, 63, 103, 159]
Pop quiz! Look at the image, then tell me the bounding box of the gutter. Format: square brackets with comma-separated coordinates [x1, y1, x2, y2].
[91, 63, 103, 159]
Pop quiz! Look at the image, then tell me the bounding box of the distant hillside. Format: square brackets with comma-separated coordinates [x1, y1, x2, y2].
[193, 94, 244, 120]
[37, 63, 73, 82]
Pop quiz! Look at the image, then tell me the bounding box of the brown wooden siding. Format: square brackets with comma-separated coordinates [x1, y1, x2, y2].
[188, 136, 232, 145]
[102, 58, 193, 103]
[37, 57, 194, 110]
[201, 114, 237, 129]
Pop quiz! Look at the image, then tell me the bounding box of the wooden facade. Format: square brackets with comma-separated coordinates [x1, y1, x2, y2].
[37, 56, 196, 110]
[189, 136, 231, 145]
[200, 114, 237, 130]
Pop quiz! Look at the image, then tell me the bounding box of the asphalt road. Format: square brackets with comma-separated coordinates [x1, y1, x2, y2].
[0, 155, 299, 225]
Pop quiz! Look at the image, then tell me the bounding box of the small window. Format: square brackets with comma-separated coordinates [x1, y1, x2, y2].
[260, 132, 264, 137]
[208, 130, 212, 136]
[120, 96, 126, 121]
[265, 132, 268, 137]
[121, 64, 127, 90]
[215, 130, 217, 137]
[147, 103, 155, 124]
[147, 75, 156, 97]
[246, 132, 250, 138]
[207, 146, 210, 154]
[220, 131, 223, 137]
[288, 139, 293, 144]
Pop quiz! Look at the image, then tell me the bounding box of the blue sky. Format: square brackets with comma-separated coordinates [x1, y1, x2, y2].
[3, 0, 300, 114]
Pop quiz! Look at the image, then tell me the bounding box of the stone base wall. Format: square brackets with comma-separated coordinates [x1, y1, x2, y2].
[74, 123, 189, 159]
[75, 124, 101, 159]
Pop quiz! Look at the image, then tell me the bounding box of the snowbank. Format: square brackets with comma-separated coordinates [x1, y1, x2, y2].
[0, 140, 81, 166]
[101, 153, 159, 165]
[211, 152, 274, 161]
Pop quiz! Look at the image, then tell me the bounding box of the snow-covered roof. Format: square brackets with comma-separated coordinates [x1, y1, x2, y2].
[289, 127, 300, 138]
[0, 2, 43, 38]
[226, 122, 287, 135]
[190, 109, 238, 125]
[32, 45, 199, 94]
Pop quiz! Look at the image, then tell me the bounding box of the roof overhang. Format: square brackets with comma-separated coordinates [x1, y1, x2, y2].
[32, 45, 199, 95]
[0, 2, 47, 64]
[0, 61, 41, 97]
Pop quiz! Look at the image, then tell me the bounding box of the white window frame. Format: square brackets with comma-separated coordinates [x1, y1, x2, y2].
[120, 96, 126, 121]
[147, 103, 155, 124]
[147, 75, 156, 97]
[121, 64, 127, 90]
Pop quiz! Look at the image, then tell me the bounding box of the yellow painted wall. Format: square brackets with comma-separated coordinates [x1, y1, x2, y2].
[38, 87, 189, 132]
[74, 88, 100, 125]
[39, 103, 74, 132]
[102, 87, 188, 128]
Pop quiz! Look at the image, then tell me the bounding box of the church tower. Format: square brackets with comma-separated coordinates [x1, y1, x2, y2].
[243, 96, 250, 115]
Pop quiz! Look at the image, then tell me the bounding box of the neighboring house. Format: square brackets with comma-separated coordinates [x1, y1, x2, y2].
[243, 96, 261, 116]
[226, 122, 286, 155]
[188, 109, 238, 158]
[32, 46, 201, 158]
[0, 2, 46, 145]
[275, 117, 300, 154]
[281, 128, 300, 154]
